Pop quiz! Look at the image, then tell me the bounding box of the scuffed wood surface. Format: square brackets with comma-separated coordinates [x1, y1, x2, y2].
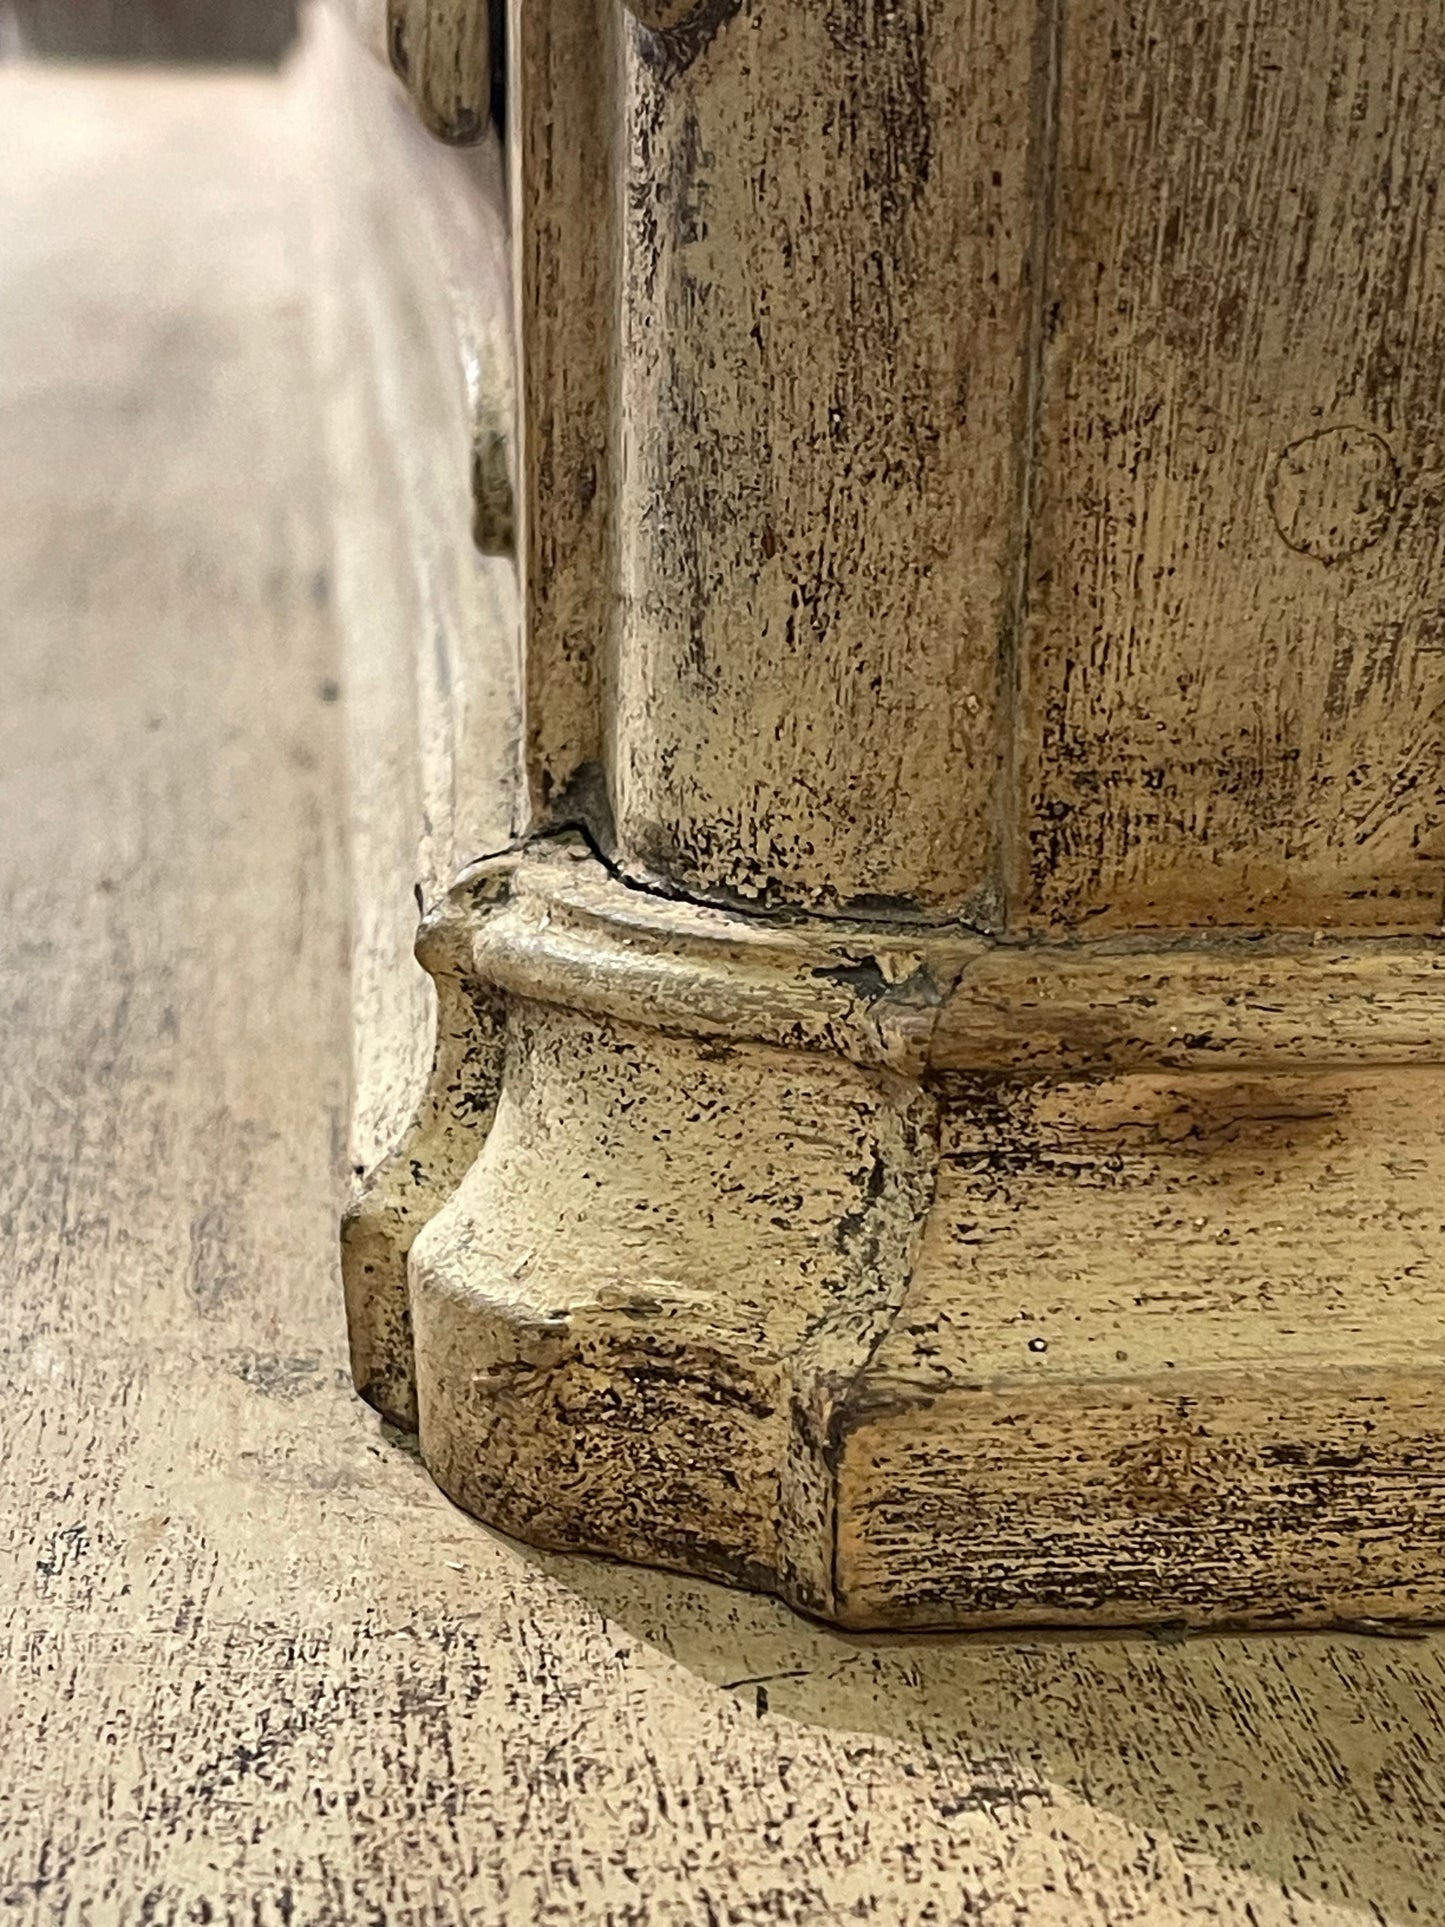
[6, 51, 1445, 1927]
[605, 1, 1029, 916]
[920, 1070, 1445, 1381]
[474, 846, 1445, 1074]
[409, 996, 938, 1615]
[342, 858, 517, 1429]
[1018, 0, 1445, 934]
[359, 842, 1445, 1093]
[520, 0, 1445, 934]
[512, 0, 619, 818]
[347, 841, 1445, 1631]
[844, 1069, 1445, 1627]
[933, 934, 1445, 1071]
[464, 835, 981, 1074]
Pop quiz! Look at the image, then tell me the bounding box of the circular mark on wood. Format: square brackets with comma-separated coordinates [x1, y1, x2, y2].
[1267, 426, 1400, 563]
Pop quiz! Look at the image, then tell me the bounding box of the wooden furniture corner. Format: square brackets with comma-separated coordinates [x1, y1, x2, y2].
[329, 0, 1445, 1630]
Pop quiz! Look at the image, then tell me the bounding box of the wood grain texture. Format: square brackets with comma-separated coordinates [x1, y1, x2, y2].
[354, 0, 1445, 1640]
[846, 1068, 1445, 1627]
[464, 835, 981, 1075]
[361, 840, 1445, 1083]
[7, 56, 1445, 1927]
[1017, 0, 1445, 934]
[513, 0, 1445, 932]
[511, 0, 620, 819]
[348, 843, 1445, 1630]
[932, 932, 1445, 1072]
[608, 0, 1031, 916]
[410, 997, 937, 1616]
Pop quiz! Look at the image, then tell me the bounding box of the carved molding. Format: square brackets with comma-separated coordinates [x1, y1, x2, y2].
[481, 845, 1445, 1075]
[343, 840, 1445, 1629]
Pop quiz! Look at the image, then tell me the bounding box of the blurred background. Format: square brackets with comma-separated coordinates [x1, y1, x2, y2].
[1, 0, 298, 62]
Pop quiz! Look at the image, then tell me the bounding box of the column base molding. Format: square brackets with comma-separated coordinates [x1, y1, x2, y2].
[343, 838, 1445, 1629]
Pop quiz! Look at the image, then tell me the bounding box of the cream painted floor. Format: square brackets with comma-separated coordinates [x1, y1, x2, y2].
[1, 55, 1443, 1927]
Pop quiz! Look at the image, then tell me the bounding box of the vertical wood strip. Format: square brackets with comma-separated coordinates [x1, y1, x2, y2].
[998, 0, 1066, 926]
[512, 0, 618, 823]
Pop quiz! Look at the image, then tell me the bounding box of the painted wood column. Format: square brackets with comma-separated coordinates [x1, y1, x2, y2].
[518, 0, 1033, 925]
[344, 0, 1445, 1630]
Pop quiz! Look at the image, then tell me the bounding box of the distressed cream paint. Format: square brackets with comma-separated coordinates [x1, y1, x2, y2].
[342, 0, 1445, 1629]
